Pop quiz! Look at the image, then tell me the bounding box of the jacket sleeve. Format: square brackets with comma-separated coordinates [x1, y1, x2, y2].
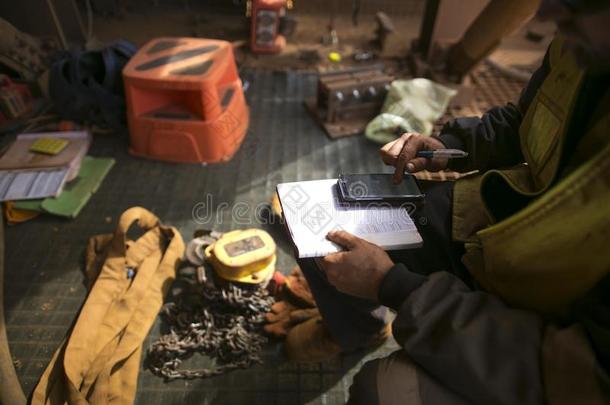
[378, 264, 545, 405]
[436, 46, 551, 173]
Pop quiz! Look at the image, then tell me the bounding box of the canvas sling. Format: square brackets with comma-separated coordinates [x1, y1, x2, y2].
[31, 207, 184, 405]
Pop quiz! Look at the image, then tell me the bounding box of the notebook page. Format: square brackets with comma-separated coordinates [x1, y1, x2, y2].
[277, 179, 422, 258]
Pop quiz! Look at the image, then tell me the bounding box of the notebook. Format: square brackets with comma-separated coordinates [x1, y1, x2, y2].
[0, 131, 91, 181]
[276, 179, 423, 258]
[0, 131, 92, 202]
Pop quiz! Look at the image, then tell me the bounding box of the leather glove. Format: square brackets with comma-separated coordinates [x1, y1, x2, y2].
[264, 266, 319, 338]
[282, 266, 315, 308]
[264, 301, 319, 337]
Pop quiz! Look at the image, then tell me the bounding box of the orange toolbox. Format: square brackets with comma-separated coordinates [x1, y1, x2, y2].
[122, 37, 249, 163]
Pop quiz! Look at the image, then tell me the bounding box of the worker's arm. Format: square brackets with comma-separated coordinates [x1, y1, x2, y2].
[437, 47, 551, 173]
[436, 104, 524, 172]
[378, 265, 545, 405]
[380, 46, 551, 180]
[322, 230, 545, 404]
[323, 231, 609, 404]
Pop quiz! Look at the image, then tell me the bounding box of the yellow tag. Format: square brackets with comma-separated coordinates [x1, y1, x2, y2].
[30, 138, 69, 155]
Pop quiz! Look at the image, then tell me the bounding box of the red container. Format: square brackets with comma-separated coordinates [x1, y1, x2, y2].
[123, 37, 249, 163]
[251, 0, 287, 54]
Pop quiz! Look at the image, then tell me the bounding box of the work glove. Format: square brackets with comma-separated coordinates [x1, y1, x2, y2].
[264, 266, 319, 338]
[283, 266, 315, 307]
[264, 302, 319, 337]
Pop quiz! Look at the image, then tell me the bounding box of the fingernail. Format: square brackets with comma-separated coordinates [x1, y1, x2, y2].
[406, 163, 415, 172]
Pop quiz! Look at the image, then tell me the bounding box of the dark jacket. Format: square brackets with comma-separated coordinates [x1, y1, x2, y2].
[377, 45, 610, 404]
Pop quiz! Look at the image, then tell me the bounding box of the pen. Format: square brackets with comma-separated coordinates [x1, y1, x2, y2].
[416, 149, 469, 159]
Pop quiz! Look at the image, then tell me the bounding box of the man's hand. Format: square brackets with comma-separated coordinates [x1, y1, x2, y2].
[380, 133, 449, 183]
[321, 230, 394, 301]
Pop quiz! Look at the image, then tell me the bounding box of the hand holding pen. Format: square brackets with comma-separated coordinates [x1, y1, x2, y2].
[380, 133, 469, 183]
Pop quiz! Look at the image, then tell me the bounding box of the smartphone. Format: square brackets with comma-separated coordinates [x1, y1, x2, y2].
[337, 173, 425, 203]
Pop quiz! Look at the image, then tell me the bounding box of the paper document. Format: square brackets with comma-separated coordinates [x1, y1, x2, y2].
[0, 168, 69, 201]
[277, 179, 423, 258]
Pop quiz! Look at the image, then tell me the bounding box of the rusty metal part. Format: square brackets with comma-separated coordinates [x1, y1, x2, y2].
[374, 12, 395, 51]
[147, 281, 274, 380]
[196, 266, 207, 284]
[185, 234, 217, 266]
[305, 66, 393, 139]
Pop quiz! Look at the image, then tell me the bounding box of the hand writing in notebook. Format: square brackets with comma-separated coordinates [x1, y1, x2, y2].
[276, 179, 423, 258]
[320, 230, 395, 302]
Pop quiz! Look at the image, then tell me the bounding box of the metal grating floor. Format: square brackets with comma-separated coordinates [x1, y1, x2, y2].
[3, 66, 525, 404]
[4, 70, 400, 405]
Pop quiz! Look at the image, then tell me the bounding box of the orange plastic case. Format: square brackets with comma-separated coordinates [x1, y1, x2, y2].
[250, 0, 287, 54]
[122, 37, 249, 163]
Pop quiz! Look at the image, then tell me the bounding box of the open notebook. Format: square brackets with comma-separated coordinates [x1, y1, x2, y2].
[276, 179, 423, 258]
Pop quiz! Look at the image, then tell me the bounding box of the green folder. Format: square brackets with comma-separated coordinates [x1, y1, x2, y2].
[14, 156, 115, 218]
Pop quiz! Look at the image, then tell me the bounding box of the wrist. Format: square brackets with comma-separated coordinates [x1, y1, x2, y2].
[377, 263, 427, 310]
[372, 259, 395, 301]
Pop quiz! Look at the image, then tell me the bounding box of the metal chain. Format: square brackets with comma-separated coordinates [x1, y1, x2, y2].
[147, 282, 275, 380]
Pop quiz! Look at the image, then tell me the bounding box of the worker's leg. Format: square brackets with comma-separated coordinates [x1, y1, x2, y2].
[297, 181, 469, 350]
[347, 350, 471, 405]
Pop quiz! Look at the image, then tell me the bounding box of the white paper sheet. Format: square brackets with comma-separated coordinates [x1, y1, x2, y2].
[277, 179, 422, 258]
[0, 168, 69, 201]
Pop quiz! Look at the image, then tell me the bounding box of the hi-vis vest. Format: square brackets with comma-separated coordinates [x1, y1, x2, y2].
[453, 38, 610, 313]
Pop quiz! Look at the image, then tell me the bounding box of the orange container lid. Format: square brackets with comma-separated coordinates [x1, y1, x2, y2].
[123, 37, 232, 88]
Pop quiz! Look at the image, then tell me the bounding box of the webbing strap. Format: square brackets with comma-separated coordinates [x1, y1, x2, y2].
[31, 207, 184, 405]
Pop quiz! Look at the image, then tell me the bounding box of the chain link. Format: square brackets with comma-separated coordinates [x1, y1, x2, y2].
[147, 282, 274, 380]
